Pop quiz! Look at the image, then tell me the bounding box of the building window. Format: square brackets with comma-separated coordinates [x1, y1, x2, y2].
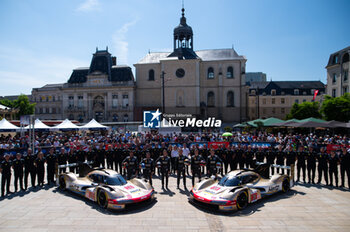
[333, 55, 338, 64]
[271, 89, 276, 96]
[69, 114, 74, 120]
[303, 99, 306, 102]
[52, 108, 56, 114]
[295, 99, 299, 104]
[207, 91, 215, 107]
[262, 109, 266, 114]
[272, 98, 275, 104]
[303, 91, 307, 95]
[78, 114, 83, 123]
[49, 107, 52, 114]
[53, 96, 55, 102]
[123, 114, 129, 122]
[281, 91, 285, 95]
[68, 96, 74, 107]
[332, 73, 337, 83]
[113, 114, 118, 122]
[344, 86, 349, 93]
[78, 96, 83, 108]
[112, 95, 118, 108]
[46, 96, 49, 102]
[281, 108, 285, 114]
[42, 108, 46, 114]
[344, 70, 348, 82]
[226, 66, 233, 79]
[207, 67, 214, 79]
[272, 108, 276, 114]
[251, 90, 256, 95]
[227, 91, 234, 107]
[262, 92, 266, 96]
[294, 89, 299, 95]
[39, 108, 42, 114]
[281, 98, 285, 104]
[122, 94, 129, 108]
[148, 69, 155, 81]
[332, 89, 336, 97]
[262, 99, 266, 105]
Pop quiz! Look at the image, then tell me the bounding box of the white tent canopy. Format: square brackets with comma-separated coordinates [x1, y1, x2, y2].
[0, 118, 19, 131]
[80, 119, 108, 129]
[24, 119, 51, 130]
[53, 119, 80, 130]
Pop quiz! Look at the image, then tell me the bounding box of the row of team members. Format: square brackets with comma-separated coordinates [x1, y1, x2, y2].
[1, 144, 349, 196]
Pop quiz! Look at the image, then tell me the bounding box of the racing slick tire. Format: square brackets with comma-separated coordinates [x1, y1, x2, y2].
[97, 189, 108, 209]
[59, 176, 66, 190]
[282, 178, 290, 193]
[236, 191, 248, 210]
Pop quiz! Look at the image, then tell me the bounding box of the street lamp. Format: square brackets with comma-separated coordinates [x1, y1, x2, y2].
[161, 71, 166, 114]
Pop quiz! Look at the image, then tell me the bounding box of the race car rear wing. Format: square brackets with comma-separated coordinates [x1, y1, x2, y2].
[255, 162, 295, 183]
[55, 161, 94, 178]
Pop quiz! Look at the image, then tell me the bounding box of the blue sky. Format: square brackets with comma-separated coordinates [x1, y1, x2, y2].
[0, 0, 349, 96]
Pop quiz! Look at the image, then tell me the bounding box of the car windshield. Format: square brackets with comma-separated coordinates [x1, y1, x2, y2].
[218, 176, 241, 187]
[104, 174, 127, 186]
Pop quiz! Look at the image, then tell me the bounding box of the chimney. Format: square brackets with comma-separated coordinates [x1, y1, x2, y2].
[112, 56, 117, 66]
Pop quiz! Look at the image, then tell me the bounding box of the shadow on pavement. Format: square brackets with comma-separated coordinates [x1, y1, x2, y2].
[0, 183, 56, 201]
[295, 182, 350, 192]
[53, 187, 157, 215]
[188, 189, 304, 217]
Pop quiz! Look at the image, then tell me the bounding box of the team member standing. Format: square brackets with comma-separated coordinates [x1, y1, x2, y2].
[0, 154, 12, 197]
[245, 145, 254, 168]
[255, 146, 265, 163]
[123, 150, 139, 180]
[171, 146, 179, 174]
[46, 148, 57, 185]
[176, 148, 187, 189]
[317, 147, 329, 185]
[285, 146, 296, 176]
[141, 151, 154, 187]
[12, 153, 24, 192]
[68, 148, 77, 173]
[206, 149, 222, 179]
[106, 145, 114, 169]
[24, 148, 36, 190]
[182, 143, 191, 176]
[57, 147, 67, 174]
[339, 147, 350, 188]
[276, 146, 285, 174]
[156, 149, 171, 189]
[328, 150, 339, 187]
[306, 147, 316, 184]
[191, 149, 204, 187]
[35, 152, 46, 187]
[296, 146, 306, 183]
[266, 146, 275, 175]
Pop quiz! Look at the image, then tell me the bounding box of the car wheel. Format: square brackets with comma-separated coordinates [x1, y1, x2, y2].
[59, 176, 66, 190]
[282, 178, 290, 193]
[236, 191, 248, 210]
[97, 190, 108, 209]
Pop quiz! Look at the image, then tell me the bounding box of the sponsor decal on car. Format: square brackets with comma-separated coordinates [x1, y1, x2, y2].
[268, 185, 279, 192]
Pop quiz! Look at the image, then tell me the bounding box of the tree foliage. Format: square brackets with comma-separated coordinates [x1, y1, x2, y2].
[0, 94, 35, 119]
[321, 93, 350, 122]
[286, 101, 321, 120]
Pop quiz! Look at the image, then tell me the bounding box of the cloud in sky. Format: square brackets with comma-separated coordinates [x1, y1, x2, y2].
[76, 0, 100, 12]
[112, 19, 138, 65]
[0, 47, 85, 95]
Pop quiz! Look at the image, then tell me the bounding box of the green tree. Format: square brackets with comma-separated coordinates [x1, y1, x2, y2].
[0, 98, 14, 108]
[13, 94, 36, 117]
[286, 101, 321, 120]
[321, 93, 350, 122]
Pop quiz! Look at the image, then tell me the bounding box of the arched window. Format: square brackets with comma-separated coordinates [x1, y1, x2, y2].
[123, 114, 129, 122]
[148, 69, 155, 81]
[227, 91, 234, 107]
[227, 66, 233, 78]
[112, 95, 118, 108]
[207, 92, 215, 107]
[207, 67, 214, 79]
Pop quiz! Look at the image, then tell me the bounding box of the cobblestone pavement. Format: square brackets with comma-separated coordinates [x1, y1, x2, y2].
[0, 173, 349, 232]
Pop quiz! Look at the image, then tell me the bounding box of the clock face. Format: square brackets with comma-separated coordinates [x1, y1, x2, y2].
[176, 68, 185, 78]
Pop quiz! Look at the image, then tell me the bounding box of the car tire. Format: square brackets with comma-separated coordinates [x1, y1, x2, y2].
[97, 189, 108, 209]
[236, 191, 248, 210]
[282, 178, 290, 193]
[59, 176, 66, 190]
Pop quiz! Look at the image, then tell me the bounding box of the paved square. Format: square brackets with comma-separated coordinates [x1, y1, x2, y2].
[0, 174, 350, 232]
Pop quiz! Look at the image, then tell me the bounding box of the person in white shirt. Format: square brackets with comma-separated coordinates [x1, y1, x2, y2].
[171, 145, 179, 174]
[182, 143, 191, 175]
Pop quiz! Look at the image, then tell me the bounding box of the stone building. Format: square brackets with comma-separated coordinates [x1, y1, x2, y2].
[326, 46, 350, 97]
[134, 8, 248, 124]
[248, 81, 325, 120]
[31, 48, 135, 122]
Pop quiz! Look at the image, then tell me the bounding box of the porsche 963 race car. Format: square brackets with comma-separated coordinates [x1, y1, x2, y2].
[189, 162, 294, 211]
[57, 163, 155, 210]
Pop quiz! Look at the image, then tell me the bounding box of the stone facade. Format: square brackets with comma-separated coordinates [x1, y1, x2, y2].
[32, 49, 135, 123]
[326, 46, 350, 97]
[134, 8, 248, 124]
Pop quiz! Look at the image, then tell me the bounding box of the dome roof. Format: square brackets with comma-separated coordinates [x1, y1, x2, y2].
[173, 8, 193, 37]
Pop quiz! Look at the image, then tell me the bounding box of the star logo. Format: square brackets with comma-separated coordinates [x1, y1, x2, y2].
[150, 109, 162, 122]
[143, 109, 162, 128]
